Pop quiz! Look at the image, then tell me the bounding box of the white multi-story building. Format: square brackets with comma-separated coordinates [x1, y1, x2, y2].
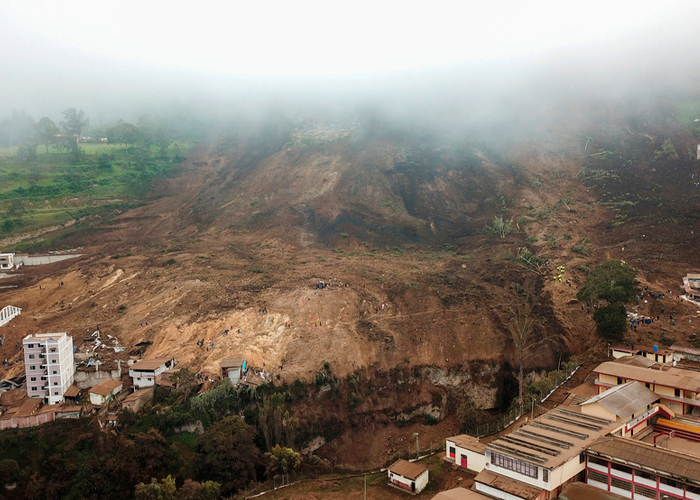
[23, 333, 75, 404]
[0, 253, 14, 270]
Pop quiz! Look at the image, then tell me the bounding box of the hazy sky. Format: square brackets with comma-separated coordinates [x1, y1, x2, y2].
[1, 0, 699, 120]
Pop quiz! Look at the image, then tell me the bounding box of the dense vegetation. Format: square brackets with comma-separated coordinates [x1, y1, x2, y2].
[577, 260, 638, 340]
[0, 109, 195, 243]
[0, 371, 336, 500]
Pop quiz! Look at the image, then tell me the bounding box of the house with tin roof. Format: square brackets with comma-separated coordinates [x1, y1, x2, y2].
[388, 459, 429, 494]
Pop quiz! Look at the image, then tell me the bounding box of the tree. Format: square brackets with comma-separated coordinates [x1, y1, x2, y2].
[177, 479, 221, 500]
[134, 475, 177, 500]
[578, 260, 637, 340]
[505, 286, 556, 406]
[264, 445, 301, 478]
[485, 216, 513, 238]
[194, 416, 261, 495]
[61, 108, 89, 139]
[577, 260, 637, 307]
[0, 110, 36, 151]
[35, 117, 60, 153]
[593, 304, 628, 341]
[0, 458, 20, 487]
[107, 120, 142, 148]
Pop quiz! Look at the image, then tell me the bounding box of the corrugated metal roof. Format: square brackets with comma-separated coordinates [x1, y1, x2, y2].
[447, 434, 487, 453]
[63, 385, 81, 398]
[430, 487, 491, 500]
[594, 360, 700, 392]
[89, 378, 122, 397]
[221, 358, 245, 368]
[389, 459, 428, 480]
[587, 436, 700, 483]
[558, 482, 629, 500]
[487, 406, 619, 469]
[474, 470, 541, 500]
[580, 381, 659, 419]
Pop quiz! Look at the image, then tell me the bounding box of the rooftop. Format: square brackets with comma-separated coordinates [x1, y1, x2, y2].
[594, 360, 700, 392]
[672, 344, 700, 356]
[23, 332, 68, 342]
[221, 358, 245, 368]
[474, 469, 541, 500]
[89, 378, 123, 397]
[9, 397, 42, 418]
[430, 487, 492, 500]
[611, 356, 657, 368]
[587, 436, 700, 483]
[55, 405, 82, 413]
[580, 381, 659, 419]
[447, 434, 487, 454]
[558, 482, 629, 500]
[123, 387, 153, 403]
[130, 358, 171, 371]
[63, 385, 81, 398]
[389, 459, 428, 480]
[487, 406, 620, 469]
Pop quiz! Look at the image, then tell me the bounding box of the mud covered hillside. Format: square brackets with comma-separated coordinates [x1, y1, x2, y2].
[2, 95, 700, 455]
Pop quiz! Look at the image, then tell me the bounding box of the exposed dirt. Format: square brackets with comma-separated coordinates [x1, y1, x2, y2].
[2, 104, 700, 468]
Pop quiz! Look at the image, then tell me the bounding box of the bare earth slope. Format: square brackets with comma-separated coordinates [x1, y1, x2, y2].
[2, 103, 700, 445]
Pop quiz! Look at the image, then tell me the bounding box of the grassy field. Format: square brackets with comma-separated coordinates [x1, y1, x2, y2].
[0, 141, 192, 244]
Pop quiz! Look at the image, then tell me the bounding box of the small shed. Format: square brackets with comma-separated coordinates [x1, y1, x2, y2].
[221, 358, 246, 384]
[55, 405, 82, 419]
[388, 459, 429, 494]
[63, 385, 82, 403]
[89, 378, 123, 406]
[122, 387, 154, 413]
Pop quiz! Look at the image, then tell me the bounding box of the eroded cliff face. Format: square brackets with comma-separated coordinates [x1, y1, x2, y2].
[286, 362, 507, 467]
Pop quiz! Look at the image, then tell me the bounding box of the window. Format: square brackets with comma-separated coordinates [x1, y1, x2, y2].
[635, 469, 655, 481]
[54, 391, 58, 395]
[31, 386, 37, 391]
[611, 463, 632, 475]
[588, 456, 609, 468]
[588, 470, 608, 484]
[645, 383, 650, 388]
[543, 469, 549, 482]
[449, 446, 455, 458]
[30, 377, 36, 382]
[579, 453, 585, 464]
[660, 476, 682, 489]
[41, 376, 46, 381]
[675, 388, 681, 397]
[617, 377, 623, 384]
[30, 365, 36, 370]
[28, 343, 34, 348]
[491, 452, 538, 479]
[53, 382, 58, 386]
[28, 354, 35, 359]
[610, 477, 631, 491]
[52, 371, 57, 374]
[51, 359, 57, 363]
[635, 484, 656, 498]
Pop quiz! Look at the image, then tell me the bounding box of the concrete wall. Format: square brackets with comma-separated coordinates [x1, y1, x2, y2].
[0, 410, 55, 430]
[580, 402, 617, 422]
[388, 470, 429, 494]
[74, 368, 122, 389]
[446, 440, 486, 473]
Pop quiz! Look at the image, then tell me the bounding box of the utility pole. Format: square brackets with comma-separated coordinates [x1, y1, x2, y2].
[364, 473, 367, 500]
[413, 432, 420, 459]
